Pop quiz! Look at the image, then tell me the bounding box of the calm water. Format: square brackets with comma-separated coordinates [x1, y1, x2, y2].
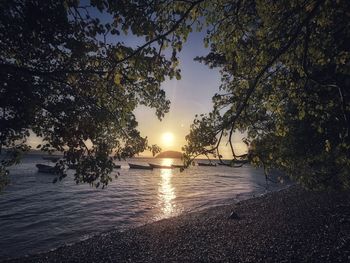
[0, 153, 285, 258]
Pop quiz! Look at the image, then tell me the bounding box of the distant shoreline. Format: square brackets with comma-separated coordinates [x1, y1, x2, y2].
[3, 184, 349, 262]
[17, 150, 240, 161]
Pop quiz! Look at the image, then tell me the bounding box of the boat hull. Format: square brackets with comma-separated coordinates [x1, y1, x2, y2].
[198, 163, 217, 167]
[148, 163, 172, 169]
[171, 164, 185, 168]
[36, 164, 58, 174]
[128, 163, 153, 170]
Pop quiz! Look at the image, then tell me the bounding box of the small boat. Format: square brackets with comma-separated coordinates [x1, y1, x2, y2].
[233, 160, 248, 164]
[218, 160, 248, 166]
[171, 164, 185, 169]
[128, 163, 153, 170]
[197, 162, 217, 167]
[149, 163, 173, 169]
[36, 164, 58, 174]
[231, 159, 248, 168]
[113, 164, 121, 169]
[42, 156, 60, 162]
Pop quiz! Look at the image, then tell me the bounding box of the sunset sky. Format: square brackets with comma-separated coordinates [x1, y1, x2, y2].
[134, 31, 247, 157]
[27, 10, 247, 158]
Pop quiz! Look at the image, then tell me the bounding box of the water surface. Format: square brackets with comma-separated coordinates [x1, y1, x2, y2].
[0, 153, 284, 258]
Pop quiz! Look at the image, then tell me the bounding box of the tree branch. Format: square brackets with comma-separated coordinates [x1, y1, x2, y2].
[225, 0, 324, 150]
[107, 0, 205, 77]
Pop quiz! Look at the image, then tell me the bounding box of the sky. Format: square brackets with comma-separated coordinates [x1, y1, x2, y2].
[133, 31, 247, 157]
[28, 5, 248, 158]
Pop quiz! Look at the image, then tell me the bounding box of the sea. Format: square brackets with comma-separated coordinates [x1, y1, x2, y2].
[0, 152, 288, 259]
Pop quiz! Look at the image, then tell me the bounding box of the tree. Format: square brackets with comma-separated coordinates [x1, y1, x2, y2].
[0, 0, 202, 190]
[2, 0, 349, 191]
[182, 0, 350, 190]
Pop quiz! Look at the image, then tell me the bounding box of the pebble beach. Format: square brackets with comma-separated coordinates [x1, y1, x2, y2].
[3, 185, 350, 262]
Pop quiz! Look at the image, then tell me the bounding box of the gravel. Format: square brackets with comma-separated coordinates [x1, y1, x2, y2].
[3, 185, 350, 262]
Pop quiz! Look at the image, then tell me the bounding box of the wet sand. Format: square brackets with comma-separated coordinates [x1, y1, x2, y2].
[3, 185, 350, 262]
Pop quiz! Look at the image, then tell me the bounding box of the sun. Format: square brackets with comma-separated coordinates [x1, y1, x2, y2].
[162, 132, 174, 146]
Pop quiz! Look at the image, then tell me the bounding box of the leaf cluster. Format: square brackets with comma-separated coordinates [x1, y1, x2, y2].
[0, 0, 202, 189]
[184, 0, 350, 190]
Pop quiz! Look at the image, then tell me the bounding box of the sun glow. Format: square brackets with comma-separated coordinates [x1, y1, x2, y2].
[161, 132, 174, 147]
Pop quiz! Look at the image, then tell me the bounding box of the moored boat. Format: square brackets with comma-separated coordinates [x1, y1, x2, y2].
[36, 164, 58, 174]
[171, 164, 185, 169]
[233, 159, 248, 164]
[218, 160, 248, 167]
[148, 163, 173, 169]
[128, 163, 153, 170]
[217, 162, 229, 166]
[197, 162, 217, 167]
[113, 164, 121, 169]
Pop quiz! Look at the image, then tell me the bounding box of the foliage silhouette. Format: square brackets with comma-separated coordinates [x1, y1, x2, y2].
[0, 0, 202, 189]
[182, 0, 350, 190]
[1, 0, 349, 191]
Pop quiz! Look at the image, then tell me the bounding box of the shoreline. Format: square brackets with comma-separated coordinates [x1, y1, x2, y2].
[3, 184, 350, 262]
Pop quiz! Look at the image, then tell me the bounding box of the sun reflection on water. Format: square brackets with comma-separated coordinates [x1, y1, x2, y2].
[157, 159, 176, 218]
[161, 158, 173, 167]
